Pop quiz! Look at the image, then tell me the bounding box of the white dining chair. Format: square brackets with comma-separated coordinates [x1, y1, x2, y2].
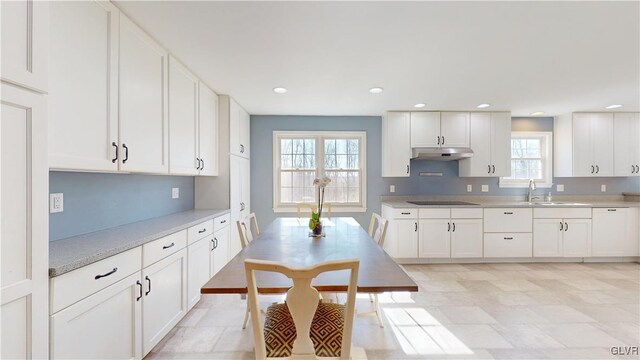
[237, 213, 261, 329]
[245, 258, 359, 360]
[360, 213, 388, 327]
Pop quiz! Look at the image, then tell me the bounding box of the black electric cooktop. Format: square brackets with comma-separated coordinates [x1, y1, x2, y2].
[406, 200, 479, 206]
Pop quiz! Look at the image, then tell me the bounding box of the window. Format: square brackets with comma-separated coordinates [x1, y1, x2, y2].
[273, 131, 366, 212]
[500, 131, 553, 188]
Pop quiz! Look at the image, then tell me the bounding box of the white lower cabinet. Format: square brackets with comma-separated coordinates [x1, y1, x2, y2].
[395, 220, 419, 258]
[418, 219, 450, 258]
[592, 208, 628, 256]
[563, 219, 592, 257]
[50, 272, 142, 359]
[451, 219, 483, 258]
[484, 233, 533, 258]
[211, 226, 231, 276]
[141, 249, 188, 355]
[187, 237, 211, 310]
[533, 218, 592, 257]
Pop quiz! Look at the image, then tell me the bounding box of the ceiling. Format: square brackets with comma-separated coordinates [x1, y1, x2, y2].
[115, 1, 640, 116]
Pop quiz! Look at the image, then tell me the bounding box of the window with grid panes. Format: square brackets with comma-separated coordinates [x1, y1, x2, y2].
[500, 131, 553, 188]
[273, 131, 366, 212]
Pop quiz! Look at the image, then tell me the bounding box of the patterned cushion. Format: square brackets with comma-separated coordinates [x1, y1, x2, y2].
[263, 302, 345, 358]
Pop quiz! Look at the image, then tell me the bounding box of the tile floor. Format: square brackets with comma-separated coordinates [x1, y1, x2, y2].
[145, 263, 639, 359]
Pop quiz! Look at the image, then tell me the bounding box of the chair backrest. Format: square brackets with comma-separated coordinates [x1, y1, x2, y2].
[245, 258, 359, 360]
[237, 213, 260, 249]
[368, 213, 389, 246]
[296, 203, 333, 219]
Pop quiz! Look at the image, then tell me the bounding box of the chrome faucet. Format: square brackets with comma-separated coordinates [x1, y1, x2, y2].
[527, 179, 538, 202]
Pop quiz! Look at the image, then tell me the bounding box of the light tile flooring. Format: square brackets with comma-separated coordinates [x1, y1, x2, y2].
[145, 263, 639, 359]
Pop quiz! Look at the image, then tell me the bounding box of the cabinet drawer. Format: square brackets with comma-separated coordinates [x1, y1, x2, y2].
[50, 247, 142, 314]
[187, 220, 214, 244]
[484, 233, 532, 258]
[484, 208, 532, 232]
[392, 208, 418, 219]
[451, 208, 483, 219]
[214, 213, 231, 230]
[534, 207, 591, 219]
[143, 230, 187, 267]
[418, 208, 450, 219]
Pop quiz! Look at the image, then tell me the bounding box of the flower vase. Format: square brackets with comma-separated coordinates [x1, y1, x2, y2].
[312, 221, 323, 236]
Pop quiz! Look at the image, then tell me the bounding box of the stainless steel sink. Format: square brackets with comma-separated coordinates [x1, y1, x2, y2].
[519, 201, 589, 206]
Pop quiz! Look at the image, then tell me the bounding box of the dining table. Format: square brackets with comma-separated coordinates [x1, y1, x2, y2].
[201, 217, 418, 294]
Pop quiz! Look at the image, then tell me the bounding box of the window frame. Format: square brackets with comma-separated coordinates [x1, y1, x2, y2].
[272, 131, 367, 213]
[499, 131, 553, 188]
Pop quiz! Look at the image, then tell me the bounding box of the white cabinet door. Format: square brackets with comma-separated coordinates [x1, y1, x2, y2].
[142, 249, 187, 356]
[239, 106, 251, 159]
[410, 112, 440, 147]
[614, 113, 640, 176]
[592, 208, 627, 256]
[491, 112, 512, 177]
[1, 0, 48, 92]
[382, 112, 411, 177]
[460, 112, 491, 176]
[419, 219, 450, 258]
[533, 219, 563, 257]
[450, 219, 483, 258]
[168, 56, 199, 175]
[563, 218, 592, 257]
[211, 226, 230, 276]
[187, 237, 211, 310]
[49, 0, 119, 171]
[198, 82, 219, 176]
[591, 113, 614, 177]
[229, 155, 244, 259]
[396, 220, 419, 258]
[572, 113, 593, 177]
[440, 112, 470, 148]
[0, 85, 48, 360]
[229, 98, 250, 158]
[119, 15, 169, 174]
[50, 273, 142, 360]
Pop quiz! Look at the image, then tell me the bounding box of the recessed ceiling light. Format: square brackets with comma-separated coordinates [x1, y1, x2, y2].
[273, 87, 287, 94]
[605, 104, 622, 109]
[414, 103, 426, 108]
[369, 87, 383, 94]
[530, 111, 545, 116]
[477, 103, 490, 109]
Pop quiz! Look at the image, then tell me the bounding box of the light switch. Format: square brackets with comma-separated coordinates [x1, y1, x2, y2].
[601, 184, 607, 192]
[50, 193, 63, 213]
[481, 185, 489, 192]
[172, 187, 180, 199]
[467, 185, 473, 192]
[556, 184, 565, 192]
[389, 185, 396, 193]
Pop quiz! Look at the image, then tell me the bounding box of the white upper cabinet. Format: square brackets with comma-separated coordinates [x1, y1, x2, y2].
[410, 112, 440, 147]
[1, 0, 48, 92]
[119, 14, 169, 174]
[459, 112, 511, 177]
[410, 112, 470, 148]
[614, 113, 640, 176]
[440, 112, 470, 148]
[198, 82, 219, 176]
[168, 56, 199, 175]
[49, 0, 119, 172]
[555, 112, 614, 177]
[229, 98, 250, 158]
[382, 112, 411, 177]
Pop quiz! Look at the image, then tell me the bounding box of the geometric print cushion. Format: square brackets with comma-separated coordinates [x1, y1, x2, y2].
[263, 302, 345, 357]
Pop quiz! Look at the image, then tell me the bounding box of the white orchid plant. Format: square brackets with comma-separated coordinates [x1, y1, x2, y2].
[309, 175, 331, 231]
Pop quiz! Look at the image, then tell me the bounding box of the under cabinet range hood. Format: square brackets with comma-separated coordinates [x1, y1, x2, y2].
[411, 147, 474, 161]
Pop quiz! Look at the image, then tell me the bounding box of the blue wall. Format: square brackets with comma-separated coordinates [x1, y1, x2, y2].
[49, 172, 194, 241]
[250, 115, 640, 229]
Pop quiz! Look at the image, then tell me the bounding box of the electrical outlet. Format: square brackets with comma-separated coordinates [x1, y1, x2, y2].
[389, 185, 395, 193]
[50, 193, 64, 213]
[556, 184, 565, 192]
[481, 184, 489, 192]
[601, 184, 607, 192]
[467, 184, 473, 192]
[172, 187, 180, 199]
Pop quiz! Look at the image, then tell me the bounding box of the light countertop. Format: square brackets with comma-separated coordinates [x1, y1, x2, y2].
[381, 195, 640, 209]
[49, 209, 230, 277]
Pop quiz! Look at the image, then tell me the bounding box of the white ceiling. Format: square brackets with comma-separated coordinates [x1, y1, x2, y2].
[115, 1, 640, 116]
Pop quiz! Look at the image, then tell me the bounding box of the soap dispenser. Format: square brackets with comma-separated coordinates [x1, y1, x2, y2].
[545, 192, 552, 202]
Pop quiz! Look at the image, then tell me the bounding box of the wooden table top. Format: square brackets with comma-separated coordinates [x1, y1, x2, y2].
[201, 217, 418, 294]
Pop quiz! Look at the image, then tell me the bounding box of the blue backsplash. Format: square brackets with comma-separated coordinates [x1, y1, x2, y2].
[49, 172, 194, 241]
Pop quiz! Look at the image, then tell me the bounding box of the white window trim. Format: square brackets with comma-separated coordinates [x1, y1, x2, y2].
[272, 131, 367, 213]
[499, 131, 553, 188]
